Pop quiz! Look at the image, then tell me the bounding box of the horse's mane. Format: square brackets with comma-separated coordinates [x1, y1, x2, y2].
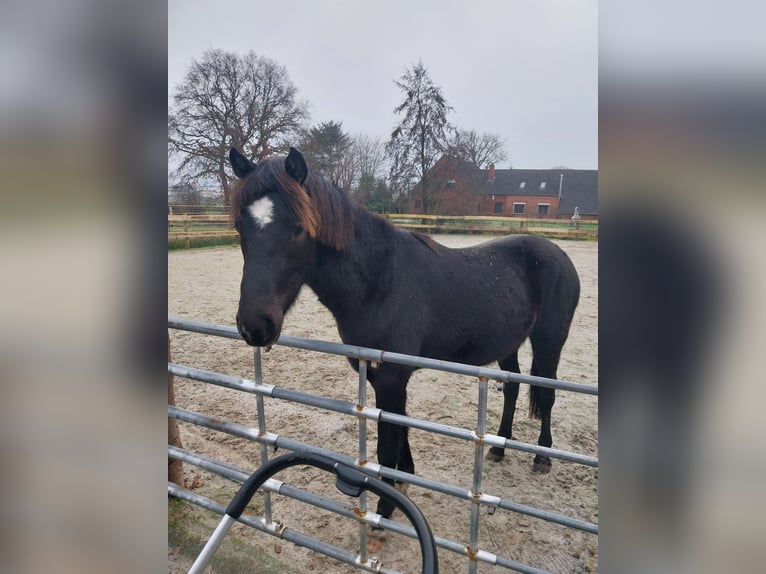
[230, 156, 355, 251]
[412, 232, 443, 254]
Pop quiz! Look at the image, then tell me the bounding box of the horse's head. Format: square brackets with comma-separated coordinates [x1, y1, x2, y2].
[229, 147, 318, 347]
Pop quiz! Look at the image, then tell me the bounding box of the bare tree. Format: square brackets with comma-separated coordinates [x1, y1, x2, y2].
[447, 129, 509, 168]
[386, 61, 453, 214]
[168, 49, 309, 204]
[341, 134, 387, 199]
[169, 181, 202, 206]
[352, 134, 387, 182]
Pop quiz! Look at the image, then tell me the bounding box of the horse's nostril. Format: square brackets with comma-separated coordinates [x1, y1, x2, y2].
[237, 312, 279, 346]
[260, 314, 276, 339]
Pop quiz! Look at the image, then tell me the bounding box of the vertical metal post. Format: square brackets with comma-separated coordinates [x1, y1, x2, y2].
[187, 514, 237, 574]
[357, 359, 368, 563]
[254, 347, 273, 524]
[469, 376, 489, 574]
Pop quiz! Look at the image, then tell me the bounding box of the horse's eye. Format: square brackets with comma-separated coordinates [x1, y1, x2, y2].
[291, 227, 306, 240]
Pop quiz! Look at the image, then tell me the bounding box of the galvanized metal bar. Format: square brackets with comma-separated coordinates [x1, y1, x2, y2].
[170, 361, 596, 466]
[168, 316, 241, 339]
[168, 445, 249, 481]
[357, 359, 369, 564]
[168, 406, 598, 534]
[187, 514, 237, 574]
[168, 362, 270, 396]
[168, 483, 401, 574]
[379, 410, 477, 441]
[270, 386, 363, 416]
[169, 404, 262, 440]
[377, 349, 597, 395]
[168, 446, 556, 573]
[169, 445, 361, 518]
[167, 314, 599, 573]
[495, 498, 598, 534]
[491, 437, 598, 468]
[358, 359, 369, 462]
[168, 317, 597, 395]
[253, 346, 273, 525]
[468, 377, 490, 574]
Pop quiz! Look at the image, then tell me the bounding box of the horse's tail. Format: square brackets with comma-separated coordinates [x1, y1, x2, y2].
[528, 385, 548, 420]
[522, 236, 581, 420]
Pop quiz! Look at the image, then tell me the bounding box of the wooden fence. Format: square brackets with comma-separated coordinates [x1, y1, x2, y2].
[380, 213, 597, 239]
[168, 214, 237, 249]
[168, 213, 597, 249]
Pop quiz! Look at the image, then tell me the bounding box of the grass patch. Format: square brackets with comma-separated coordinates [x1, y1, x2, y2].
[169, 235, 240, 250]
[169, 497, 302, 574]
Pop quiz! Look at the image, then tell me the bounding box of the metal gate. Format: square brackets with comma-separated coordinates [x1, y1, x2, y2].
[168, 316, 598, 574]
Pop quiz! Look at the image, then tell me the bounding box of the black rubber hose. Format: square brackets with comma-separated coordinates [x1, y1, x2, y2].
[225, 451, 439, 574]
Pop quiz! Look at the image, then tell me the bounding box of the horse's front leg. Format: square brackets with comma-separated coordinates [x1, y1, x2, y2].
[369, 367, 414, 521]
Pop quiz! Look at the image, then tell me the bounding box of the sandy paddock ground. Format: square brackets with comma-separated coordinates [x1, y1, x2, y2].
[168, 235, 598, 574]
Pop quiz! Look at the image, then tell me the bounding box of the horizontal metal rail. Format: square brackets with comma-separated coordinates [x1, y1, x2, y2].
[168, 482, 402, 574]
[169, 405, 598, 534]
[168, 363, 598, 469]
[168, 317, 598, 396]
[168, 316, 599, 573]
[168, 446, 553, 574]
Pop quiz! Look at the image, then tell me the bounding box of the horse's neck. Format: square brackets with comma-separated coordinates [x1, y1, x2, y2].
[307, 206, 394, 318]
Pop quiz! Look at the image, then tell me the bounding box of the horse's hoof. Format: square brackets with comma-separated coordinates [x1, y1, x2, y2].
[532, 458, 552, 473]
[486, 448, 505, 463]
[366, 527, 385, 551]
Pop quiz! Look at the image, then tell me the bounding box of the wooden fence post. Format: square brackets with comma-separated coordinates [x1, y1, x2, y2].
[183, 216, 190, 249]
[168, 331, 184, 486]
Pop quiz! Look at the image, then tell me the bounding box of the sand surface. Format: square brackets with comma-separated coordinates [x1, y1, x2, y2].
[168, 235, 598, 573]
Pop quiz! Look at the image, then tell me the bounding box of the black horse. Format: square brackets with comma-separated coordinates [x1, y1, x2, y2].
[229, 147, 580, 520]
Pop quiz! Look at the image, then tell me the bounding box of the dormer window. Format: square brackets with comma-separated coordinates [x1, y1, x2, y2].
[519, 182, 526, 190]
[540, 182, 547, 190]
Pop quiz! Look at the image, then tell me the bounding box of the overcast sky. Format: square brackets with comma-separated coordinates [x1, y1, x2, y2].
[169, 0, 597, 169]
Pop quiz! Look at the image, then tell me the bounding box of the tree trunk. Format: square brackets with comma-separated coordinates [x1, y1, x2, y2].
[219, 165, 231, 207]
[168, 332, 184, 486]
[421, 175, 432, 214]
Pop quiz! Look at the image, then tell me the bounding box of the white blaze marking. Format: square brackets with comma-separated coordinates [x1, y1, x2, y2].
[248, 197, 274, 227]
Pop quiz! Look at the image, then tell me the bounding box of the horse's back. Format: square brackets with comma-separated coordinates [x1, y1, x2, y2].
[469, 233, 581, 339]
[487, 234, 579, 292]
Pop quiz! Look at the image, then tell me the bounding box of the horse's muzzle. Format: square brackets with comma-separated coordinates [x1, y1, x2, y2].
[236, 311, 281, 347]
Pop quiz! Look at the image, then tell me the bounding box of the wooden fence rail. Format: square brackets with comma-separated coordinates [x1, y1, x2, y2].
[168, 213, 597, 249]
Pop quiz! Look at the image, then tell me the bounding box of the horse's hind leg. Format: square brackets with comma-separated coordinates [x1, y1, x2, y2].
[525, 246, 579, 473]
[487, 352, 521, 462]
[528, 336, 563, 473]
[397, 426, 414, 494]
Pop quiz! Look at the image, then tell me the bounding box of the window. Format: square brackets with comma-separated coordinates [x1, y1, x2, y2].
[446, 179, 456, 188]
[519, 181, 526, 190]
[415, 200, 422, 208]
[513, 202, 525, 215]
[494, 202, 503, 214]
[537, 203, 550, 216]
[540, 182, 547, 191]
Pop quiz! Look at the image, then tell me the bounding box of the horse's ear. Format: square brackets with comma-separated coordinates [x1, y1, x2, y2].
[285, 147, 308, 186]
[229, 148, 256, 178]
